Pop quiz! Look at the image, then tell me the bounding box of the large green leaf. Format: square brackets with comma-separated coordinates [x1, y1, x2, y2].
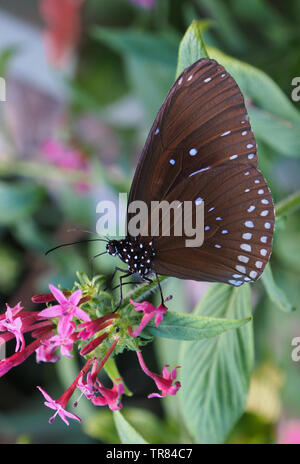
[92, 27, 177, 121]
[206, 45, 300, 125]
[0, 182, 44, 225]
[92, 27, 178, 69]
[113, 411, 148, 444]
[261, 263, 296, 313]
[248, 107, 300, 158]
[145, 310, 251, 341]
[180, 284, 253, 444]
[176, 20, 209, 77]
[275, 191, 300, 218]
[196, 0, 248, 53]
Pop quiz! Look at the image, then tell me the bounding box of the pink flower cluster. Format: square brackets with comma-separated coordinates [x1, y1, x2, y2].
[0, 285, 180, 425]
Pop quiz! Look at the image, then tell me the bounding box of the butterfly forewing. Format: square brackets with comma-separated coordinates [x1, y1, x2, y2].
[128, 59, 257, 206]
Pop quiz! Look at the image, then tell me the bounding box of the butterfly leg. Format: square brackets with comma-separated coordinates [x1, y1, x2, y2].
[104, 266, 121, 291]
[113, 268, 133, 311]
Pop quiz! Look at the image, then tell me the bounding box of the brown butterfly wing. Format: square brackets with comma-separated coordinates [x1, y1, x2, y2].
[127, 58, 274, 286]
[128, 58, 257, 206]
[152, 165, 274, 285]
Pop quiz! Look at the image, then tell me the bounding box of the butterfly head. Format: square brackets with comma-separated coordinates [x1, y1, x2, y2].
[106, 240, 119, 256]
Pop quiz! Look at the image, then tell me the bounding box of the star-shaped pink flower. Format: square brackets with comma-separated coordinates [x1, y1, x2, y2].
[136, 350, 181, 398]
[128, 299, 168, 337]
[37, 386, 81, 426]
[38, 284, 90, 334]
[91, 379, 124, 411]
[0, 304, 25, 352]
[41, 319, 75, 358]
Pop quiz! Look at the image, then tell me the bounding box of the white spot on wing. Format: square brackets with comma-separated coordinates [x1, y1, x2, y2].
[221, 130, 231, 137]
[189, 148, 198, 156]
[241, 244, 251, 252]
[238, 255, 249, 263]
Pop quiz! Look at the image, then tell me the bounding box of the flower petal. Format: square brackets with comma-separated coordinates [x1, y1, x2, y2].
[49, 284, 68, 305]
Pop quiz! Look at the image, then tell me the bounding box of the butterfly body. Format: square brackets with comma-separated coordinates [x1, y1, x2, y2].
[106, 238, 155, 277]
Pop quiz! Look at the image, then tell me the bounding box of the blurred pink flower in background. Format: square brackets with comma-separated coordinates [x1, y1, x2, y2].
[130, 0, 156, 9]
[39, 0, 85, 67]
[41, 137, 90, 193]
[42, 138, 87, 170]
[277, 419, 300, 444]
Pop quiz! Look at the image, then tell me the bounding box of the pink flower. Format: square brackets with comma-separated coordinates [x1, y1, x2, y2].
[80, 332, 108, 356]
[41, 320, 76, 359]
[37, 386, 81, 426]
[38, 284, 90, 334]
[42, 139, 88, 170]
[128, 299, 168, 337]
[0, 304, 25, 352]
[91, 380, 124, 411]
[77, 372, 97, 401]
[77, 368, 124, 411]
[277, 419, 300, 444]
[37, 358, 93, 425]
[36, 344, 60, 363]
[130, 0, 156, 9]
[39, 0, 85, 67]
[136, 350, 181, 398]
[77, 314, 119, 340]
[0, 334, 53, 377]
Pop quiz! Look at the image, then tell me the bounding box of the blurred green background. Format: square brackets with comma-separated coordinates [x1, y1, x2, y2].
[0, 0, 299, 444]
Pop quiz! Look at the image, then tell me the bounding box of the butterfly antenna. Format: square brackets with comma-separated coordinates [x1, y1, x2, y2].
[67, 228, 109, 240]
[45, 239, 108, 256]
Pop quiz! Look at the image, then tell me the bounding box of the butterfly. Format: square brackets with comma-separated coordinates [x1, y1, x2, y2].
[48, 58, 274, 305]
[104, 58, 275, 303]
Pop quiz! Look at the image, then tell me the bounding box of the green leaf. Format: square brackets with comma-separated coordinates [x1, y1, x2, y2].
[145, 310, 251, 341]
[180, 283, 253, 444]
[125, 54, 172, 122]
[92, 27, 178, 122]
[196, 0, 248, 53]
[206, 45, 300, 125]
[0, 182, 44, 225]
[113, 411, 148, 444]
[261, 264, 296, 313]
[275, 191, 300, 218]
[248, 107, 300, 158]
[176, 20, 209, 77]
[0, 46, 17, 76]
[92, 27, 178, 69]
